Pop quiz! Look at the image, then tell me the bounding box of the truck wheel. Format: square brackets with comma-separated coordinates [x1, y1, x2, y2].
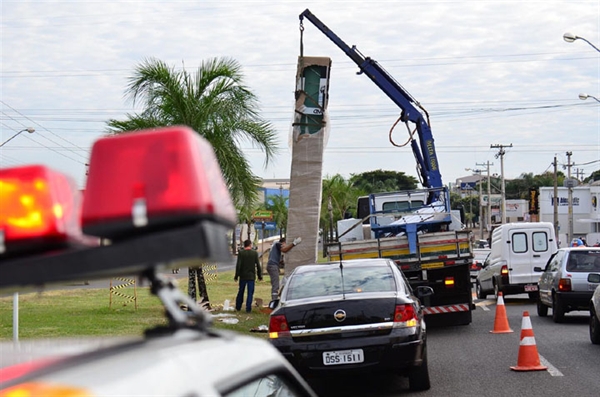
[590, 306, 600, 345]
[536, 296, 548, 317]
[408, 345, 431, 391]
[476, 281, 486, 299]
[552, 293, 565, 323]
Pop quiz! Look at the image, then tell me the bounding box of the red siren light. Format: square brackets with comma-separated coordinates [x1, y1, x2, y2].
[0, 165, 82, 254]
[82, 126, 236, 239]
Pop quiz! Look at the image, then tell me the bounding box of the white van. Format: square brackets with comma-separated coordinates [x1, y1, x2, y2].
[476, 222, 558, 299]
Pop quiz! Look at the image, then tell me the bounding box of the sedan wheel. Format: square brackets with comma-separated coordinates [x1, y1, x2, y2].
[408, 345, 431, 391]
[493, 282, 501, 299]
[590, 307, 600, 345]
[476, 281, 486, 299]
[536, 296, 548, 317]
[552, 293, 565, 323]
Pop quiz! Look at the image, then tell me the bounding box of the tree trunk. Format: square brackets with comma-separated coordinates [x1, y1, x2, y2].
[196, 264, 211, 309]
[188, 265, 211, 310]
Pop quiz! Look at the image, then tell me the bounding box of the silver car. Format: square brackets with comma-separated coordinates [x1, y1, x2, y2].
[535, 247, 600, 323]
[590, 278, 600, 344]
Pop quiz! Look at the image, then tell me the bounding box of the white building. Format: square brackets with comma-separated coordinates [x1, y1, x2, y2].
[538, 185, 600, 246]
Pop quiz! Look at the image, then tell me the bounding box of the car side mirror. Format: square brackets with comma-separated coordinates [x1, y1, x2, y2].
[415, 286, 434, 299]
[268, 299, 280, 310]
[533, 267, 543, 272]
[588, 273, 600, 283]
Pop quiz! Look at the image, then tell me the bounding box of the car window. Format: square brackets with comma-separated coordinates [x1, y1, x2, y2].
[512, 232, 527, 253]
[566, 251, 600, 272]
[546, 252, 562, 272]
[286, 266, 397, 300]
[532, 231, 548, 252]
[225, 374, 305, 397]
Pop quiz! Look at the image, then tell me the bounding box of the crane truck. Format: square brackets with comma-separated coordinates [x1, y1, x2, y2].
[300, 9, 473, 326]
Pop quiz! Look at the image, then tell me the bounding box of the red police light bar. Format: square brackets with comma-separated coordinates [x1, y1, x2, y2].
[0, 165, 82, 254]
[82, 126, 236, 239]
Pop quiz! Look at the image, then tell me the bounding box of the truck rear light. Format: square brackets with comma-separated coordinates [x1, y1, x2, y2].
[558, 278, 572, 292]
[0, 165, 82, 255]
[444, 277, 455, 287]
[269, 315, 291, 339]
[82, 126, 236, 239]
[0, 382, 91, 397]
[393, 304, 418, 327]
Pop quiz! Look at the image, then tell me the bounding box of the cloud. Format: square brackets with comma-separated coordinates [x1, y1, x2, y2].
[1, 0, 598, 188]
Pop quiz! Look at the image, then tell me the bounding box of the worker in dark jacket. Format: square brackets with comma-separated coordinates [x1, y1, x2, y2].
[234, 239, 263, 313]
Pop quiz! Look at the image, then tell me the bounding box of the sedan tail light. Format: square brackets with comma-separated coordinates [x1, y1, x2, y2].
[269, 315, 291, 339]
[558, 278, 572, 292]
[393, 304, 418, 328]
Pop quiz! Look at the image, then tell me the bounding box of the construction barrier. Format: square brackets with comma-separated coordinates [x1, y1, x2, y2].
[204, 264, 218, 283]
[109, 277, 137, 310]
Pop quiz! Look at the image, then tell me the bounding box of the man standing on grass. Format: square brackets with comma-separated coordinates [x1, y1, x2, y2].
[266, 236, 301, 301]
[234, 239, 262, 313]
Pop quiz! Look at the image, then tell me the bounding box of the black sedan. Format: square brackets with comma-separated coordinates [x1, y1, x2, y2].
[268, 259, 433, 391]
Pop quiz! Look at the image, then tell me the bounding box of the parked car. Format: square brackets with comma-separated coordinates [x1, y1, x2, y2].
[535, 247, 600, 323]
[471, 248, 491, 284]
[474, 239, 490, 249]
[590, 279, 600, 344]
[268, 259, 434, 391]
[475, 222, 557, 300]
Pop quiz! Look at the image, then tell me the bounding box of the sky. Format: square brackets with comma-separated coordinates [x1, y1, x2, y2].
[1, 0, 599, 190]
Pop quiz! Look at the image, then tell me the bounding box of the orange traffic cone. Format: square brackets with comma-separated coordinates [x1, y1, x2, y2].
[490, 292, 513, 333]
[510, 311, 547, 371]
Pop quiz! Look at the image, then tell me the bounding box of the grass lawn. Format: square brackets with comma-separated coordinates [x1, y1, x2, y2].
[0, 270, 273, 341]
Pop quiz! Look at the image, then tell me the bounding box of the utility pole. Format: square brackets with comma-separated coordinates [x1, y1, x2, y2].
[553, 156, 559, 239]
[491, 144, 512, 224]
[477, 161, 493, 235]
[566, 151, 574, 244]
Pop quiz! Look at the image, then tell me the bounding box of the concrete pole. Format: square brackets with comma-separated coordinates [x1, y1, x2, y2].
[567, 151, 573, 243]
[486, 162, 492, 231]
[478, 172, 483, 239]
[491, 144, 512, 224]
[553, 156, 559, 239]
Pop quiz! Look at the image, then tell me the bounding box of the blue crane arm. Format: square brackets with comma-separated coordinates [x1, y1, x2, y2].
[299, 9, 443, 192]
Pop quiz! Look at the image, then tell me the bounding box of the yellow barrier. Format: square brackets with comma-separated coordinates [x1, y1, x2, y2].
[109, 277, 137, 310]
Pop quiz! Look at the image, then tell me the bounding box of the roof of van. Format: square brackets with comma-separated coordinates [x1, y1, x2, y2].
[493, 222, 554, 229]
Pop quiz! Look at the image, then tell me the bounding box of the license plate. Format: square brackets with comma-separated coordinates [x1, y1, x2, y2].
[422, 262, 444, 269]
[323, 349, 364, 366]
[524, 284, 538, 292]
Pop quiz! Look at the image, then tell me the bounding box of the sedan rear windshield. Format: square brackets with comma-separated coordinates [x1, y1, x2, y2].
[566, 251, 600, 272]
[286, 266, 397, 300]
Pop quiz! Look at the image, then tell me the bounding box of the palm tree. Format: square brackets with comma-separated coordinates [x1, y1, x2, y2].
[321, 175, 364, 239]
[106, 57, 278, 208]
[107, 57, 278, 305]
[266, 194, 289, 238]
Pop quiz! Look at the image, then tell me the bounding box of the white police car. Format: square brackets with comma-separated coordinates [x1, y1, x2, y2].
[0, 127, 316, 397]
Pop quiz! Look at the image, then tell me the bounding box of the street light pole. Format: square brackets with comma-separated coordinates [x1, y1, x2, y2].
[563, 32, 600, 52]
[0, 127, 35, 147]
[579, 93, 600, 103]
